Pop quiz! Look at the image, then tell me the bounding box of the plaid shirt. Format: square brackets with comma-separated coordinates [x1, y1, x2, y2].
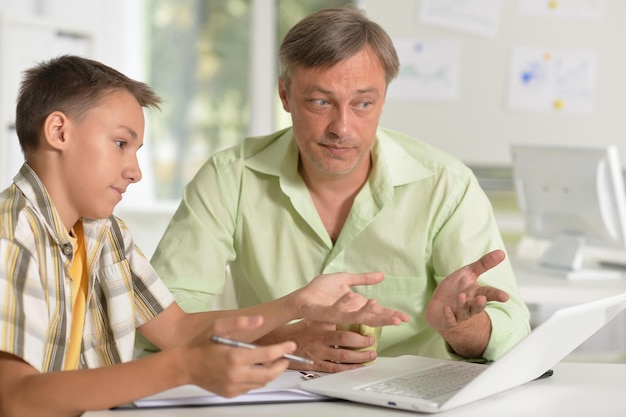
[0, 164, 174, 372]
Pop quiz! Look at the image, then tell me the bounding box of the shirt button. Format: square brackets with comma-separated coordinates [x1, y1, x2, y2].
[62, 244, 73, 256]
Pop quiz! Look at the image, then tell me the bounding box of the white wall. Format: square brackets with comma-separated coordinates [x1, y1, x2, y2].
[360, 0, 626, 167]
[0, 0, 173, 256]
[0, 0, 144, 78]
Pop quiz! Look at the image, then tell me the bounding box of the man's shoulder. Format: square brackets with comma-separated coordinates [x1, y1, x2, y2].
[199, 128, 293, 181]
[378, 127, 473, 178]
[210, 127, 291, 163]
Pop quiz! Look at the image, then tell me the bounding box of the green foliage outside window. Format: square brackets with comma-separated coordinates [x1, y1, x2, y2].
[146, 0, 352, 200]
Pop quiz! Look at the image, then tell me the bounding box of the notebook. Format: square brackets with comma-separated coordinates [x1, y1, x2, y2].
[300, 292, 626, 413]
[118, 370, 329, 409]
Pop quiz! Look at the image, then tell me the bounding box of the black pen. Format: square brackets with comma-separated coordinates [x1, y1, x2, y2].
[210, 335, 314, 365]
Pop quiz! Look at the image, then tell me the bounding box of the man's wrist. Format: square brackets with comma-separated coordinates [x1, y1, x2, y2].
[439, 312, 492, 359]
[254, 322, 293, 345]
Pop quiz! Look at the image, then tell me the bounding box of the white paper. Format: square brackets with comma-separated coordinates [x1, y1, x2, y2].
[130, 370, 328, 408]
[519, 0, 605, 20]
[387, 39, 459, 102]
[418, 0, 503, 38]
[507, 46, 596, 114]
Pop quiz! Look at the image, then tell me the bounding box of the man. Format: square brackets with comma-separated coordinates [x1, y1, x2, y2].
[148, 6, 530, 372]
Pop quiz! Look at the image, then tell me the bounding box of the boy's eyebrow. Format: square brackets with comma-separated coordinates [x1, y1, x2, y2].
[121, 126, 144, 149]
[122, 126, 138, 140]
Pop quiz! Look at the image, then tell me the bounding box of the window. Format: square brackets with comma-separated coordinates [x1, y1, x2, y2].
[145, 0, 352, 200]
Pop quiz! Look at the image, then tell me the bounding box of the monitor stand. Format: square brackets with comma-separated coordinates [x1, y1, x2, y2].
[555, 268, 622, 281]
[598, 260, 626, 272]
[539, 234, 622, 280]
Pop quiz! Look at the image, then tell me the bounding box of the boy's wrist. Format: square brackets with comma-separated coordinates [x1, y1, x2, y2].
[283, 288, 305, 320]
[160, 345, 194, 387]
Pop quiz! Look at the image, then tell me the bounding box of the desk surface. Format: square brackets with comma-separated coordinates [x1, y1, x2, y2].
[511, 257, 626, 305]
[84, 362, 626, 417]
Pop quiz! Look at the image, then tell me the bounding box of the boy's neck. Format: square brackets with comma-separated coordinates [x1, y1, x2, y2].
[27, 158, 80, 232]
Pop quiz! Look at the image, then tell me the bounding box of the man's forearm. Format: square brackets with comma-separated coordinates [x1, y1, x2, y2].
[440, 311, 492, 359]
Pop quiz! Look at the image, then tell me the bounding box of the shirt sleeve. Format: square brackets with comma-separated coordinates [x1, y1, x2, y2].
[430, 170, 531, 361]
[0, 238, 48, 372]
[114, 219, 176, 327]
[149, 156, 239, 313]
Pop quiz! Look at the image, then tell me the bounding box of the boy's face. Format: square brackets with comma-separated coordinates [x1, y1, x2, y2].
[56, 90, 145, 227]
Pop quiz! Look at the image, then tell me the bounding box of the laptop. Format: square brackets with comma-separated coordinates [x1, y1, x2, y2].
[300, 292, 626, 413]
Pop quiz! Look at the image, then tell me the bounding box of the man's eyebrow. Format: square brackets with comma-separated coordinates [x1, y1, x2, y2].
[356, 87, 379, 94]
[309, 86, 332, 95]
[310, 86, 381, 96]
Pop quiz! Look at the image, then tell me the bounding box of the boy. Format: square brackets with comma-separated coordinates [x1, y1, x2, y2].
[0, 55, 409, 417]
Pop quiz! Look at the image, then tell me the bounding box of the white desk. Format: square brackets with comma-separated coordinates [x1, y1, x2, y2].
[511, 257, 626, 361]
[82, 254, 625, 416]
[511, 257, 626, 305]
[84, 362, 626, 417]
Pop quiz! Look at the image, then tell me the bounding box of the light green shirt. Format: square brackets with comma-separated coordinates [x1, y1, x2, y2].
[151, 127, 530, 360]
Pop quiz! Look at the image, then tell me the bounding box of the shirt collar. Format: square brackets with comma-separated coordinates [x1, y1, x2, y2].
[244, 127, 434, 187]
[13, 163, 110, 250]
[374, 128, 434, 186]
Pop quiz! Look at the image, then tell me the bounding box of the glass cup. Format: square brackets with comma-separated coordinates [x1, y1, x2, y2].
[336, 323, 382, 363]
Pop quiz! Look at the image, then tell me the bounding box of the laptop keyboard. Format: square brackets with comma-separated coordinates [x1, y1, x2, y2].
[358, 362, 485, 400]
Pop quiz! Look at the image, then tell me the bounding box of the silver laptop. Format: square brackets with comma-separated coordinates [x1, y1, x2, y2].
[300, 293, 626, 413]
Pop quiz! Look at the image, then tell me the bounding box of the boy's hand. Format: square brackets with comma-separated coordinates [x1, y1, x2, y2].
[184, 316, 296, 398]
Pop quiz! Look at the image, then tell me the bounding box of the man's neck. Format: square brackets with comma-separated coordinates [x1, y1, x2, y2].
[299, 158, 371, 243]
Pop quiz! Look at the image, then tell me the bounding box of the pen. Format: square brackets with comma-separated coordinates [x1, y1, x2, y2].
[210, 335, 314, 365]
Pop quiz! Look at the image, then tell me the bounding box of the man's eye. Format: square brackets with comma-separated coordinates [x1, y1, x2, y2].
[314, 99, 329, 106]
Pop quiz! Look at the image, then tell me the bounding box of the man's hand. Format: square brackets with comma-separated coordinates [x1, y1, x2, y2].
[289, 272, 410, 327]
[256, 320, 380, 373]
[425, 250, 509, 357]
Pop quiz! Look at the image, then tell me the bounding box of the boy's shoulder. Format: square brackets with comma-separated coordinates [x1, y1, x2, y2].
[0, 183, 47, 252]
[1, 166, 71, 254]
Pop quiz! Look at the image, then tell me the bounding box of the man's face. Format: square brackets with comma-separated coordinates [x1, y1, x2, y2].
[279, 47, 387, 182]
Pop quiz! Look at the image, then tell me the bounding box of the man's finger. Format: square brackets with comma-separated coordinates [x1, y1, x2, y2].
[468, 249, 505, 275]
[477, 286, 509, 303]
[344, 271, 385, 287]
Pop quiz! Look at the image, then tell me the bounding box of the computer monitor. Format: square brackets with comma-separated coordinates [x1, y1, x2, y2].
[511, 144, 626, 279]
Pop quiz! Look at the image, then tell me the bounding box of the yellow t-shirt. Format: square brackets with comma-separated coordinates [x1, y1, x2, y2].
[64, 220, 89, 370]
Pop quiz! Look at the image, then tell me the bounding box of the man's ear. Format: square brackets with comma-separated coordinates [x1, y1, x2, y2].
[42, 111, 70, 151]
[278, 77, 291, 113]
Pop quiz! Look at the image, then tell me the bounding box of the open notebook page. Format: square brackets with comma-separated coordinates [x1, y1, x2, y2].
[124, 369, 330, 408]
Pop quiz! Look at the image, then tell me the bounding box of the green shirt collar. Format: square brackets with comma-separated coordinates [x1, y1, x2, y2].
[244, 127, 434, 188]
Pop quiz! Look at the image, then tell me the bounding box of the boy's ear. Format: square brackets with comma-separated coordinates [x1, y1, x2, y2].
[43, 111, 70, 150]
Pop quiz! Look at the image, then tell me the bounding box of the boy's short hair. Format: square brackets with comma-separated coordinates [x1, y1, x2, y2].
[15, 54, 162, 154]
